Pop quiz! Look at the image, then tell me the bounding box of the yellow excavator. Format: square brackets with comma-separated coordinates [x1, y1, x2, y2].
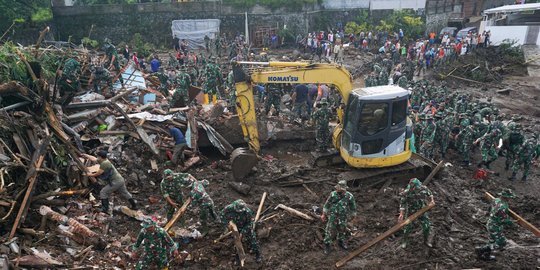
[230, 61, 423, 179]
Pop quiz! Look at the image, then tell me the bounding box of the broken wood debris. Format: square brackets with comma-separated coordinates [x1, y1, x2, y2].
[275, 204, 314, 221]
[228, 221, 246, 267]
[164, 197, 192, 232]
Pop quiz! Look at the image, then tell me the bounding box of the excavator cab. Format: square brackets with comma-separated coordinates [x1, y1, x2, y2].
[338, 85, 412, 168]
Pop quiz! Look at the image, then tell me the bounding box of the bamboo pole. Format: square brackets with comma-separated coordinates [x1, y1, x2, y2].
[164, 197, 192, 232]
[335, 204, 435, 268]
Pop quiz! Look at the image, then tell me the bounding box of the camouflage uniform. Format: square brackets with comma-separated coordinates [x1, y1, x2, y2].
[160, 170, 193, 220]
[399, 178, 433, 247]
[227, 70, 237, 113]
[91, 66, 113, 94]
[476, 189, 515, 261]
[172, 72, 191, 107]
[503, 124, 524, 171]
[510, 138, 536, 181]
[132, 218, 178, 270]
[154, 71, 170, 97]
[203, 62, 221, 97]
[188, 180, 218, 233]
[456, 120, 475, 165]
[420, 115, 437, 159]
[322, 181, 357, 250]
[168, 53, 178, 69]
[397, 76, 408, 88]
[434, 112, 449, 158]
[220, 199, 262, 261]
[312, 100, 331, 151]
[378, 68, 389, 86]
[104, 41, 124, 85]
[476, 128, 501, 168]
[265, 84, 283, 116]
[58, 58, 81, 105]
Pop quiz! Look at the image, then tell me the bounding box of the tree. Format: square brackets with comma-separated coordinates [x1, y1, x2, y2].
[0, 0, 52, 31]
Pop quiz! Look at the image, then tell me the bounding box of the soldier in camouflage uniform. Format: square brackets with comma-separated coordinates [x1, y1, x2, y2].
[168, 52, 178, 69]
[265, 84, 283, 116]
[171, 72, 191, 107]
[378, 65, 389, 86]
[312, 98, 331, 151]
[187, 179, 218, 234]
[89, 65, 113, 95]
[455, 119, 475, 166]
[474, 128, 501, 169]
[434, 111, 449, 158]
[510, 136, 537, 181]
[420, 114, 437, 159]
[203, 59, 221, 104]
[502, 123, 524, 171]
[58, 58, 81, 106]
[220, 199, 262, 263]
[321, 180, 357, 254]
[103, 38, 124, 85]
[131, 217, 179, 270]
[154, 69, 170, 97]
[476, 189, 515, 261]
[160, 169, 195, 221]
[398, 178, 435, 248]
[397, 75, 408, 88]
[227, 70, 237, 113]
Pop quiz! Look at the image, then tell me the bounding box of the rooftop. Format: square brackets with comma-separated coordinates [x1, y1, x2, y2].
[483, 3, 540, 15]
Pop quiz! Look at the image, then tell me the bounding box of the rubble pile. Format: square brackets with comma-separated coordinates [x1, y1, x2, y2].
[435, 42, 527, 84]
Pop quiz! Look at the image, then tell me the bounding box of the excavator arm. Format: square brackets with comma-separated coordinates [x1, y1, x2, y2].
[233, 61, 353, 153]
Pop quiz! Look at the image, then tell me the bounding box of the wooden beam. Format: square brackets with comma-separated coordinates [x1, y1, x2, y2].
[484, 192, 540, 237]
[335, 204, 435, 268]
[8, 136, 50, 240]
[275, 204, 314, 221]
[229, 221, 246, 267]
[253, 192, 267, 229]
[164, 197, 192, 232]
[423, 160, 445, 185]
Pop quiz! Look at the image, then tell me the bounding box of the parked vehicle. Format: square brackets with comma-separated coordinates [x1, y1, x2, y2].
[456, 27, 477, 41]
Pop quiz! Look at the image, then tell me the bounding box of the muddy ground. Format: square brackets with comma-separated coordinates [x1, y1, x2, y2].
[10, 47, 540, 270]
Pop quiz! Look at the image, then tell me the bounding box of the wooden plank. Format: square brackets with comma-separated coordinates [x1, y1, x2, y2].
[229, 221, 246, 267]
[275, 204, 314, 221]
[12, 133, 29, 158]
[164, 197, 192, 232]
[253, 192, 267, 229]
[423, 161, 445, 186]
[150, 159, 158, 171]
[335, 204, 435, 268]
[8, 136, 50, 240]
[484, 192, 540, 237]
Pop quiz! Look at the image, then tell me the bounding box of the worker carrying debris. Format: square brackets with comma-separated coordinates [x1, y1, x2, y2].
[220, 199, 262, 263]
[321, 180, 357, 254]
[131, 217, 179, 270]
[167, 124, 189, 166]
[398, 178, 435, 248]
[476, 189, 515, 261]
[160, 169, 195, 221]
[84, 150, 137, 213]
[56, 57, 81, 106]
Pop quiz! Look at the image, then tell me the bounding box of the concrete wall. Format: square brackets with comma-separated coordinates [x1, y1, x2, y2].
[371, 0, 426, 10]
[321, 0, 369, 9]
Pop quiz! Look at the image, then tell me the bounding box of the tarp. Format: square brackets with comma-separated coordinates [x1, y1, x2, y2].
[171, 19, 220, 49]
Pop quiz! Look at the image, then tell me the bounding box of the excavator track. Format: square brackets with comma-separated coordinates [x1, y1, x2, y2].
[312, 151, 437, 188]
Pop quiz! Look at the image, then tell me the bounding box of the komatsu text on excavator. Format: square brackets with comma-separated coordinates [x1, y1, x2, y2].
[230, 61, 429, 180]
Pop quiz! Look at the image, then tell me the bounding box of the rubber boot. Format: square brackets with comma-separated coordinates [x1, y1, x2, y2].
[233, 254, 241, 266]
[521, 175, 527, 181]
[101, 199, 110, 214]
[255, 251, 262, 263]
[508, 172, 517, 181]
[504, 163, 509, 171]
[203, 94, 209, 104]
[477, 161, 484, 168]
[128, 198, 138, 210]
[485, 161, 492, 169]
[323, 243, 331, 254]
[338, 240, 348, 250]
[212, 95, 217, 105]
[400, 238, 408, 249]
[424, 233, 433, 248]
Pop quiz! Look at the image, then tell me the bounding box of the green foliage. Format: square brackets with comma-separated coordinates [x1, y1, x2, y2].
[130, 33, 155, 58]
[82, 37, 99, 48]
[499, 39, 523, 58]
[0, 42, 33, 84]
[345, 9, 425, 40]
[278, 28, 295, 43]
[31, 7, 53, 22]
[0, 0, 52, 31]
[76, 0, 138, 4]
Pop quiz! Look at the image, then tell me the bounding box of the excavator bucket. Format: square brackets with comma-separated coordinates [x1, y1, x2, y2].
[231, 147, 258, 179]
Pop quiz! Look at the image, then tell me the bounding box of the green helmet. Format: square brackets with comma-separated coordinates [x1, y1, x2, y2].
[319, 98, 328, 105]
[163, 169, 174, 176]
[409, 178, 422, 188]
[335, 180, 348, 190]
[461, 119, 471, 127]
[507, 122, 516, 130]
[434, 111, 444, 118]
